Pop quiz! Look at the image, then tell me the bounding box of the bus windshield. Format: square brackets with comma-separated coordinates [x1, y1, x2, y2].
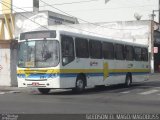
[18, 40, 59, 68]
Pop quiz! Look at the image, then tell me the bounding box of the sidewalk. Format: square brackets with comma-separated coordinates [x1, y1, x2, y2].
[149, 73, 160, 81]
[0, 86, 29, 93]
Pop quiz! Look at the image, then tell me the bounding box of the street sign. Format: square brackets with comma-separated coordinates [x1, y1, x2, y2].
[154, 47, 158, 53]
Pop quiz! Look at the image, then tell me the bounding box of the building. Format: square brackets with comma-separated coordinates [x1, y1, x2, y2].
[0, 40, 17, 86]
[14, 10, 79, 38]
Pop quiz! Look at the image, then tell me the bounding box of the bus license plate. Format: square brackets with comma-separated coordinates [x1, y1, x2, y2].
[32, 82, 39, 86]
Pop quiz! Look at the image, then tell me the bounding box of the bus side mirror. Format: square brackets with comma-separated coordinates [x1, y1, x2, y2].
[62, 57, 69, 65]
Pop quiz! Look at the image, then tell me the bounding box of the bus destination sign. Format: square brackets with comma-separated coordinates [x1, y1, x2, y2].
[20, 30, 56, 40]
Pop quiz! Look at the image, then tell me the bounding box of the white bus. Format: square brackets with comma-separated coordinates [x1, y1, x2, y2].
[17, 30, 150, 94]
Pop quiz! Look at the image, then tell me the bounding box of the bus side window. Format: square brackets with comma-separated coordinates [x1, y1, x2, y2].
[141, 48, 148, 61]
[89, 40, 102, 59]
[102, 42, 114, 59]
[125, 45, 134, 61]
[61, 35, 75, 66]
[115, 44, 125, 60]
[134, 47, 142, 61]
[75, 38, 89, 58]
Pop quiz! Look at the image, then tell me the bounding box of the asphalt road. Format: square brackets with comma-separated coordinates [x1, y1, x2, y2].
[0, 75, 160, 114]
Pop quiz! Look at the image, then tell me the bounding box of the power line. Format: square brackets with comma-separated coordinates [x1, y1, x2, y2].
[0, 4, 155, 12]
[1, 1, 120, 39]
[65, 5, 155, 12]
[0, 0, 100, 10]
[0, 3, 155, 12]
[0, 1, 49, 31]
[0, 0, 148, 39]
[0, 0, 100, 12]
[39, 0, 147, 30]
[40, 0, 100, 6]
[0, 0, 147, 31]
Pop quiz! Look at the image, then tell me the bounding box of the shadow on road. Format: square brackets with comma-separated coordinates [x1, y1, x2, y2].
[31, 80, 160, 95]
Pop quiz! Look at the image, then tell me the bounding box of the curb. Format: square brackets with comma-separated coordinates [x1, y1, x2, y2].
[0, 86, 27, 92]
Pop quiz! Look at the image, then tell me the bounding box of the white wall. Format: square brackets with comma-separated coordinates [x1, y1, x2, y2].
[0, 41, 17, 86]
[48, 21, 150, 45]
[0, 44, 11, 86]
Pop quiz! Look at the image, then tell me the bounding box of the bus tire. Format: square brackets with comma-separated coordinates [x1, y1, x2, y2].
[124, 74, 132, 87]
[38, 88, 50, 94]
[73, 76, 85, 93]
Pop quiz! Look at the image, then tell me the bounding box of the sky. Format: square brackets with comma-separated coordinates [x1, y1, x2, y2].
[39, 0, 158, 22]
[0, 0, 159, 23]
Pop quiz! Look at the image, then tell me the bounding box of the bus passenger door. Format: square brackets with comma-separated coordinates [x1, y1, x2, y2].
[103, 62, 109, 80]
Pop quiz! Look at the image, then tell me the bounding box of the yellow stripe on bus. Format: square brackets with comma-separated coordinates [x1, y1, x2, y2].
[109, 69, 150, 73]
[17, 68, 150, 74]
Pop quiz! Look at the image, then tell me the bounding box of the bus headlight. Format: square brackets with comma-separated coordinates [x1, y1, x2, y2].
[46, 83, 50, 86]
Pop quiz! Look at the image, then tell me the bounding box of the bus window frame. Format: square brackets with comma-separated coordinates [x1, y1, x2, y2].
[75, 37, 89, 58]
[125, 45, 134, 61]
[141, 47, 148, 61]
[134, 47, 142, 61]
[89, 39, 102, 59]
[114, 43, 125, 60]
[61, 35, 75, 66]
[102, 41, 114, 60]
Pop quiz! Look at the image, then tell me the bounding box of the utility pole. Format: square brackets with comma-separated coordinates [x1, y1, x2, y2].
[150, 7, 160, 73]
[159, 0, 160, 22]
[150, 11, 155, 73]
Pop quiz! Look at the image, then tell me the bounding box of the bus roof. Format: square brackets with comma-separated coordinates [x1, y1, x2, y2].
[58, 30, 148, 48]
[19, 29, 148, 48]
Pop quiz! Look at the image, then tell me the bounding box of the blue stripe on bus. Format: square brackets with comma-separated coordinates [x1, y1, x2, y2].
[17, 72, 149, 79]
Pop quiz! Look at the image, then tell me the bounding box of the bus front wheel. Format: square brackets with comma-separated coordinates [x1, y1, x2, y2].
[38, 88, 51, 94]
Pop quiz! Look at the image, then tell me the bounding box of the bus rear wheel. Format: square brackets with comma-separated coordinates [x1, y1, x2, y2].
[38, 88, 51, 94]
[124, 74, 132, 87]
[72, 76, 85, 93]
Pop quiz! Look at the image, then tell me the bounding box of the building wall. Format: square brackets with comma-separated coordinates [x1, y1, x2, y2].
[14, 11, 78, 38]
[0, 40, 17, 86]
[14, 11, 49, 37]
[0, 42, 11, 86]
[49, 20, 151, 46]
